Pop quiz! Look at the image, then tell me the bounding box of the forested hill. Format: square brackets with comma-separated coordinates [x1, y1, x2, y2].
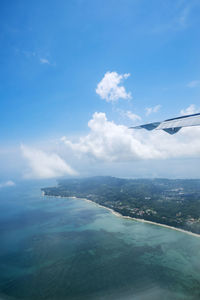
[42, 176, 200, 234]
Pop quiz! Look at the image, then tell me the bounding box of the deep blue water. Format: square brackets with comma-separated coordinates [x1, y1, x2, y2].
[0, 181, 200, 300]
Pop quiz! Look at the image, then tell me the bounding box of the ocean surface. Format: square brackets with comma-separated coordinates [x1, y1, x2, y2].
[0, 181, 200, 300]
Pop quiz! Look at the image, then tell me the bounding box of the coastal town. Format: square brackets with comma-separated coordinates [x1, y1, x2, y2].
[42, 176, 200, 234]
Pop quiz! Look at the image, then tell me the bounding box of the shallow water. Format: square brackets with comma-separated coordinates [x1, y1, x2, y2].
[0, 181, 200, 300]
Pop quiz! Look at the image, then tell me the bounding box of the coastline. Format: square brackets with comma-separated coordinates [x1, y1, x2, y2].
[43, 194, 200, 238]
[82, 197, 200, 238]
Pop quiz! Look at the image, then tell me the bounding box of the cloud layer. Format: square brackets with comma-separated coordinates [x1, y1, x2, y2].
[20, 112, 200, 180]
[21, 145, 77, 179]
[96, 72, 131, 102]
[61, 112, 200, 163]
[62, 112, 162, 161]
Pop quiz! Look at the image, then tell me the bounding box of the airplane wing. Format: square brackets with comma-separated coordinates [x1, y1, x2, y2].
[130, 112, 200, 135]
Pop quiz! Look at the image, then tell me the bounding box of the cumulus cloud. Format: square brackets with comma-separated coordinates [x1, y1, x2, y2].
[180, 104, 200, 115]
[145, 105, 161, 116]
[40, 58, 50, 64]
[187, 80, 200, 88]
[0, 180, 15, 188]
[61, 112, 200, 163]
[21, 145, 77, 179]
[61, 112, 160, 161]
[96, 71, 131, 102]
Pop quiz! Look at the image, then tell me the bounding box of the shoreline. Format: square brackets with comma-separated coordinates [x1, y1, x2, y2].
[43, 194, 200, 238]
[82, 197, 200, 238]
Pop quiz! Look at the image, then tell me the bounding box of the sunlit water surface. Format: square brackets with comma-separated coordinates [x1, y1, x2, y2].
[0, 181, 200, 300]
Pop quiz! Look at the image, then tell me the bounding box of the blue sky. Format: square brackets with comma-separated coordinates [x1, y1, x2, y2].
[1, 0, 200, 182]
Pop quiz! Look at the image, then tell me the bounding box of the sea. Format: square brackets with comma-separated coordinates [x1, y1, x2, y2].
[0, 180, 200, 300]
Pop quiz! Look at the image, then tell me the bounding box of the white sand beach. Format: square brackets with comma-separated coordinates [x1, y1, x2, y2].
[80, 197, 200, 238]
[42, 193, 200, 238]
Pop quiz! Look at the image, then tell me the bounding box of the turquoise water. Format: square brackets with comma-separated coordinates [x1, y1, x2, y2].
[0, 181, 200, 300]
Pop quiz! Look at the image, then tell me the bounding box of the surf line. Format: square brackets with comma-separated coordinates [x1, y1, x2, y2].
[42, 193, 200, 238]
[76, 196, 200, 238]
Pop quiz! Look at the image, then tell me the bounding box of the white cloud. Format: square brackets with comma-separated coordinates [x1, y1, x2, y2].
[180, 104, 200, 115]
[40, 58, 50, 64]
[96, 71, 131, 102]
[62, 112, 200, 162]
[187, 80, 200, 88]
[61, 112, 200, 163]
[21, 145, 77, 179]
[145, 105, 161, 116]
[61, 112, 160, 161]
[125, 111, 141, 122]
[120, 110, 141, 122]
[0, 180, 15, 188]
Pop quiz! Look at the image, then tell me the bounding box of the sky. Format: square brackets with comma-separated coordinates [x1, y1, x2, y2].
[1, 0, 200, 184]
